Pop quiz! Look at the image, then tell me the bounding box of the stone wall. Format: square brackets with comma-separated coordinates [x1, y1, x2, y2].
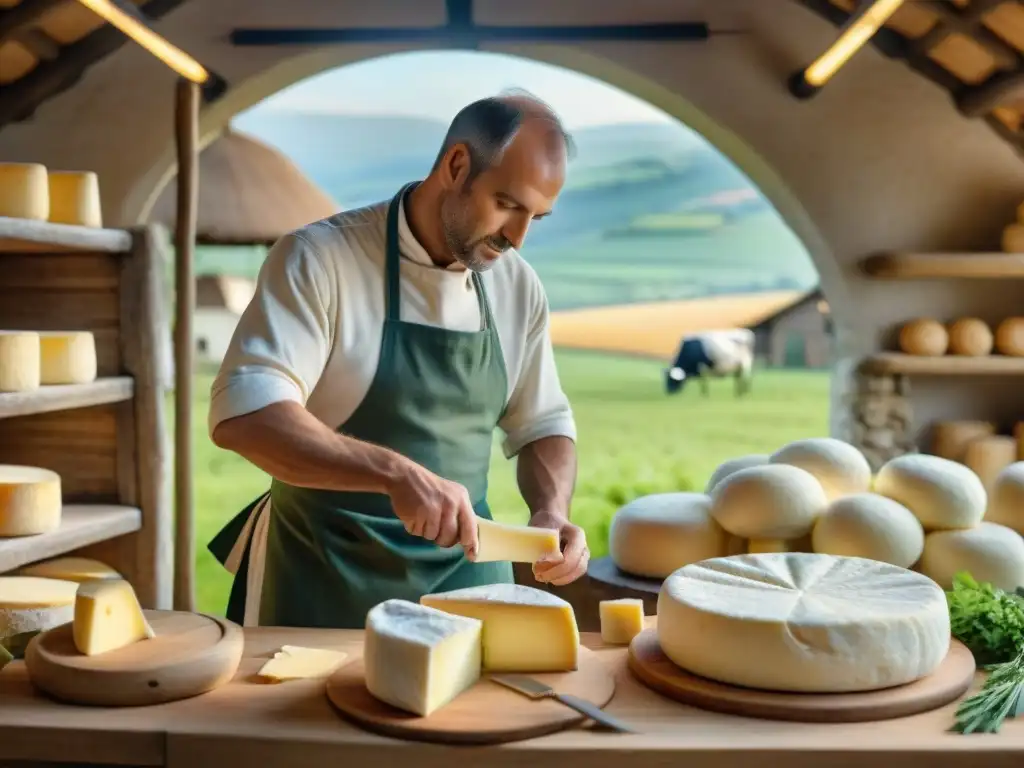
[844, 370, 918, 471]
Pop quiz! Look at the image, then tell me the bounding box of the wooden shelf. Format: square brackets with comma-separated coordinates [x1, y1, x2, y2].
[0, 216, 131, 254]
[860, 252, 1024, 279]
[0, 504, 141, 572]
[0, 377, 134, 419]
[861, 352, 1024, 375]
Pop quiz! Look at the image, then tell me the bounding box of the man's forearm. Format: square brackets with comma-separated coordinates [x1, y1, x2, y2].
[211, 401, 407, 493]
[516, 435, 577, 521]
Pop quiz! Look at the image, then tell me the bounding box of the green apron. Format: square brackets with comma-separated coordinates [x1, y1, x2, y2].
[209, 182, 514, 628]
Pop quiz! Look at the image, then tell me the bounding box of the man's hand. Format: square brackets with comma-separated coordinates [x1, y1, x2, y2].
[529, 510, 589, 586]
[386, 460, 480, 556]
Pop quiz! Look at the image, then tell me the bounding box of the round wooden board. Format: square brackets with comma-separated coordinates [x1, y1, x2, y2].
[627, 628, 976, 723]
[588, 556, 662, 595]
[325, 646, 616, 745]
[24, 610, 244, 707]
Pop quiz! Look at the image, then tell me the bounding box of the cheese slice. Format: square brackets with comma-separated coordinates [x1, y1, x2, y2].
[0, 162, 49, 220]
[0, 331, 41, 393]
[364, 599, 482, 716]
[658, 552, 950, 693]
[46, 170, 102, 228]
[18, 556, 120, 583]
[0, 465, 62, 536]
[473, 517, 560, 563]
[256, 645, 348, 683]
[421, 583, 579, 672]
[599, 598, 644, 645]
[72, 578, 154, 656]
[0, 576, 78, 644]
[38, 331, 97, 385]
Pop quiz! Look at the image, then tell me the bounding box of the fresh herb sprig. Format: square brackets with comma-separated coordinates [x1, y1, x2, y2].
[952, 648, 1024, 734]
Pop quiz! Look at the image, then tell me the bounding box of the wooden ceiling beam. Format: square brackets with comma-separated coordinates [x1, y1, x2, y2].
[13, 27, 60, 61]
[0, 0, 68, 46]
[914, 0, 1020, 69]
[958, 69, 1024, 117]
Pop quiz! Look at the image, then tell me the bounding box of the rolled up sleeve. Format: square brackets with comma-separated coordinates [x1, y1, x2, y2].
[498, 281, 577, 458]
[208, 233, 333, 437]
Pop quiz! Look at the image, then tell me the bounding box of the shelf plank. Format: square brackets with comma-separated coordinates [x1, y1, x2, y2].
[861, 352, 1024, 375]
[0, 377, 134, 419]
[0, 217, 132, 254]
[861, 252, 1024, 279]
[0, 504, 141, 572]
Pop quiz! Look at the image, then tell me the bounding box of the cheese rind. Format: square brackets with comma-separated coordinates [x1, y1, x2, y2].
[770, 437, 872, 501]
[38, 331, 97, 385]
[364, 599, 482, 716]
[46, 171, 102, 228]
[18, 556, 120, 583]
[473, 517, 560, 563]
[72, 579, 154, 656]
[257, 645, 348, 682]
[599, 598, 644, 645]
[811, 492, 924, 568]
[919, 522, 1024, 592]
[709, 464, 827, 539]
[874, 454, 987, 530]
[0, 576, 78, 654]
[0, 331, 41, 393]
[421, 583, 579, 672]
[0, 163, 49, 220]
[658, 553, 951, 693]
[0, 465, 61, 536]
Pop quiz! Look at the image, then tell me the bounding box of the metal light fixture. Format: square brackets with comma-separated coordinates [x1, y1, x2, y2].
[789, 0, 905, 99]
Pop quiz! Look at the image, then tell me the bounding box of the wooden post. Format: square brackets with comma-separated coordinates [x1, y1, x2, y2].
[173, 77, 199, 611]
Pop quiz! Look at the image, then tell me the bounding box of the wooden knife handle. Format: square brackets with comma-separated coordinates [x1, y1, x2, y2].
[554, 693, 636, 733]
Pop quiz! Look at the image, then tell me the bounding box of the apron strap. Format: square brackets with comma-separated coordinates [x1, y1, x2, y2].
[384, 182, 418, 322]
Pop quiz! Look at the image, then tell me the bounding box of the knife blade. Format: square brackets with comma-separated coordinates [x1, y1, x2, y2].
[489, 673, 636, 733]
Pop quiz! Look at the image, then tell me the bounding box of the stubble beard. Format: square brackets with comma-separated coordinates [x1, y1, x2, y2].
[440, 193, 499, 274]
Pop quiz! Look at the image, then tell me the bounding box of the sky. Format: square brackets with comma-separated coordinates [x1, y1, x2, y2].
[249, 49, 684, 131]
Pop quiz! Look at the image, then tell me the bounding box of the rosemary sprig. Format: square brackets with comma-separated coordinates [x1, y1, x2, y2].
[951, 647, 1024, 734]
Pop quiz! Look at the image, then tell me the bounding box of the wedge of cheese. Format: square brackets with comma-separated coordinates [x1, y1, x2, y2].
[0, 465, 62, 536]
[19, 556, 120, 583]
[72, 578, 154, 656]
[599, 598, 644, 645]
[473, 517, 560, 563]
[364, 599, 482, 716]
[0, 576, 78, 645]
[421, 583, 579, 672]
[257, 645, 348, 683]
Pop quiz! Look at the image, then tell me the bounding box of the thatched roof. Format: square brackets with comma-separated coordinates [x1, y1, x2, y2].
[148, 127, 339, 245]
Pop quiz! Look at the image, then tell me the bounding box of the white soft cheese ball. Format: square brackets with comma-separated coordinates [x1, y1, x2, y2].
[704, 454, 770, 493]
[811, 492, 924, 568]
[709, 464, 828, 539]
[919, 522, 1024, 592]
[986, 462, 1024, 535]
[873, 454, 987, 531]
[770, 437, 872, 501]
[608, 492, 727, 579]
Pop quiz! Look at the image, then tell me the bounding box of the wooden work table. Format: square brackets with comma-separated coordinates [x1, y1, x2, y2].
[1, 621, 1022, 768]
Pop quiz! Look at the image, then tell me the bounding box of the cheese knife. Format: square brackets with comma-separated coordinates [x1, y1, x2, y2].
[488, 673, 636, 733]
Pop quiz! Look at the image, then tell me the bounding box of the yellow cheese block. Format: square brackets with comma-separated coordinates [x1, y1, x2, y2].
[0, 576, 78, 640]
[599, 598, 644, 645]
[257, 645, 348, 683]
[0, 163, 49, 220]
[38, 331, 97, 385]
[0, 465, 61, 536]
[421, 583, 579, 672]
[72, 578, 154, 656]
[0, 331, 41, 392]
[46, 171, 102, 228]
[19, 556, 119, 583]
[473, 517, 560, 563]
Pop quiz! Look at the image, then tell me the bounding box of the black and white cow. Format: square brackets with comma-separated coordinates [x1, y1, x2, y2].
[664, 329, 755, 397]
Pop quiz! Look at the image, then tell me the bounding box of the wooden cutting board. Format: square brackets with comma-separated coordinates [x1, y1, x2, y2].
[627, 628, 976, 722]
[24, 610, 244, 707]
[326, 646, 616, 744]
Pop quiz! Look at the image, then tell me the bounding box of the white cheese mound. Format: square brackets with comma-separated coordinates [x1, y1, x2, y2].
[919, 522, 1024, 592]
[770, 437, 872, 501]
[657, 552, 951, 693]
[709, 464, 828, 539]
[811, 492, 925, 568]
[704, 454, 770, 493]
[873, 454, 986, 530]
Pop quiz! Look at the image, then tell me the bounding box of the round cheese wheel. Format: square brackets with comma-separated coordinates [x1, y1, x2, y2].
[0, 465, 62, 536]
[920, 522, 1024, 592]
[0, 576, 78, 639]
[0, 331, 40, 393]
[947, 318, 993, 357]
[873, 454, 986, 531]
[769, 437, 872, 501]
[0, 163, 49, 220]
[608, 492, 727, 579]
[38, 331, 97, 385]
[18, 556, 120, 583]
[709, 464, 827, 539]
[1003, 221, 1024, 252]
[963, 435, 1017, 493]
[995, 318, 1024, 357]
[931, 420, 996, 462]
[704, 454, 770, 493]
[811, 492, 924, 568]
[657, 553, 950, 693]
[898, 319, 948, 356]
[46, 171, 102, 228]
[987, 462, 1024, 535]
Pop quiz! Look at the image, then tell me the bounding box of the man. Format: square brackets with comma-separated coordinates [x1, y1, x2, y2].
[207, 92, 589, 629]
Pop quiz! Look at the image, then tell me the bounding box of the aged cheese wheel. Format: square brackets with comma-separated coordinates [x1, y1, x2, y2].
[608, 492, 727, 579]
[873, 454, 986, 531]
[769, 437, 872, 501]
[931, 420, 996, 462]
[964, 435, 1017, 493]
[704, 454, 770, 493]
[38, 331, 97, 385]
[811, 492, 924, 569]
[898, 319, 948, 356]
[709, 464, 827, 540]
[0, 163, 49, 220]
[46, 171, 102, 228]
[0, 465, 62, 536]
[1003, 222, 1024, 253]
[986, 463, 1024, 535]
[995, 318, 1024, 356]
[0, 331, 41, 393]
[947, 318, 994, 357]
[18, 556, 120, 583]
[920, 522, 1024, 592]
[0, 576, 78, 640]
